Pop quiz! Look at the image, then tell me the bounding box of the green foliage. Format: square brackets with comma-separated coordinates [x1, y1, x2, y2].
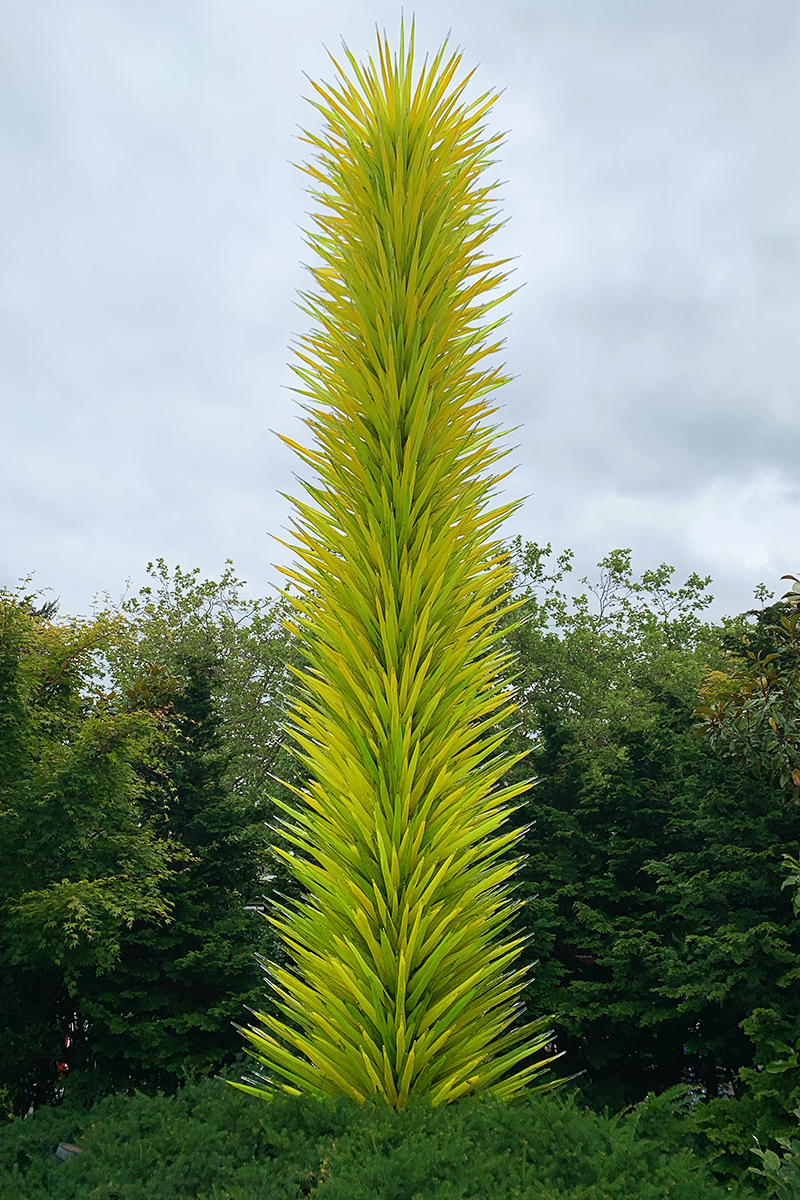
[0, 1071, 352, 1200]
[750, 1112, 800, 1200]
[0, 1077, 750, 1199]
[687, 571, 800, 1191]
[0, 588, 178, 970]
[463, 543, 800, 1151]
[64, 653, 279, 1101]
[732, 1015, 800, 1194]
[302, 1084, 749, 1199]
[696, 579, 800, 798]
[5, 527, 799, 1186]
[0, 586, 180, 1114]
[695, 579, 800, 970]
[94, 555, 320, 1000]
[496, 538, 719, 772]
[95, 558, 316, 1010]
[96, 558, 304, 821]
[0, 572, 302, 1114]
[517, 704, 800, 1112]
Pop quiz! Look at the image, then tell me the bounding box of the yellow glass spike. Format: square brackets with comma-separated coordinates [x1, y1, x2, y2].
[234, 19, 563, 1113]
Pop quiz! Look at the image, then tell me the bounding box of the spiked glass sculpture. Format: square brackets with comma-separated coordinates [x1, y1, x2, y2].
[234, 23, 561, 1112]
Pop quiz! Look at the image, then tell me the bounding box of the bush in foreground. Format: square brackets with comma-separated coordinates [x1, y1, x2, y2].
[0, 1074, 760, 1199]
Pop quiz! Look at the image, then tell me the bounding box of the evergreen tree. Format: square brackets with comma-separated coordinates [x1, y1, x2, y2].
[68, 654, 275, 1098]
[477, 544, 800, 1112]
[515, 693, 799, 1110]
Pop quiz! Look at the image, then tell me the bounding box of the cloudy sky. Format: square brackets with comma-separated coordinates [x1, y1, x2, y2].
[2, 0, 799, 624]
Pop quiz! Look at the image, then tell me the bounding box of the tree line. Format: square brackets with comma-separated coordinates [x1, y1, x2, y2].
[2, 547, 798, 1156]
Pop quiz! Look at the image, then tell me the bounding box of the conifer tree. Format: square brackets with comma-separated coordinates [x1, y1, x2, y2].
[235, 23, 560, 1111]
[71, 654, 273, 1099]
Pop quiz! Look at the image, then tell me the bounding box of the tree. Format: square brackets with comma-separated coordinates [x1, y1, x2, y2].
[696, 575, 800, 800]
[686, 572, 800, 1178]
[95, 559, 314, 993]
[0, 569, 304, 1113]
[66, 652, 279, 1100]
[96, 558, 305, 822]
[235, 24, 560, 1112]
[474, 544, 800, 1114]
[0, 586, 179, 1115]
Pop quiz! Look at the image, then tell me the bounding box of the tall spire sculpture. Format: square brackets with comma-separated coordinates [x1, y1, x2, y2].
[235, 22, 561, 1111]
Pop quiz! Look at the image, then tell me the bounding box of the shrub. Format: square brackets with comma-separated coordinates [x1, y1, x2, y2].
[0, 1075, 757, 1199]
[750, 1109, 800, 1200]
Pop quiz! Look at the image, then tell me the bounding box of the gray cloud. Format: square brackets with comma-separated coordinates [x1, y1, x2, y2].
[2, 0, 799, 621]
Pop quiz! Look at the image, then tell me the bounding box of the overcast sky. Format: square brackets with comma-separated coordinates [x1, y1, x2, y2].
[2, 0, 799, 625]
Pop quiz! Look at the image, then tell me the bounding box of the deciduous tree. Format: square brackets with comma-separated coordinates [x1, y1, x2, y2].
[0, 586, 178, 1114]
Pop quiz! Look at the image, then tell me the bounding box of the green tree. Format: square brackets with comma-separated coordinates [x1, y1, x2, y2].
[0, 586, 178, 1115]
[235, 24, 560, 1112]
[689, 573, 800, 1184]
[66, 653, 278, 1100]
[474, 544, 800, 1117]
[696, 576, 800, 800]
[91, 559, 323, 1060]
[96, 558, 304, 821]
